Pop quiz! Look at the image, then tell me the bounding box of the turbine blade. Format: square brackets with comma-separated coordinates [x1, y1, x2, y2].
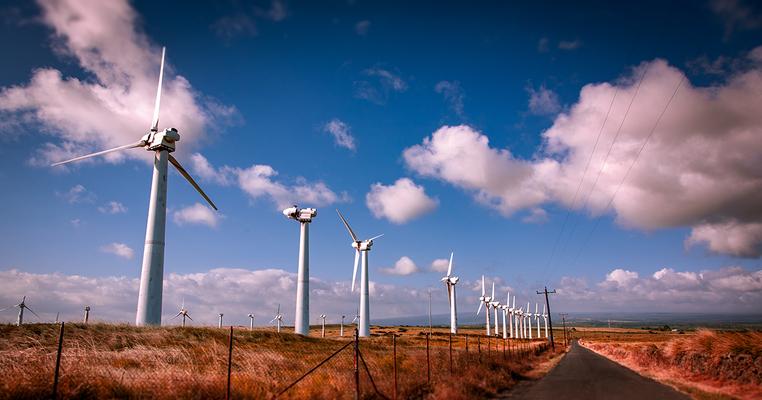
[491, 282, 495, 299]
[151, 47, 166, 131]
[481, 275, 485, 296]
[368, 234, 384, 242]
[351, 250, 359, 292]
[171, 312, 182, 320]
[25, 307, 40, 319]
[186, 314, 193, 321]
[476, 301, 483, 316]
[447, 252, 453, 277]
[51, 141, 144, 166]
[336, 209, 358, 242]
[168, 154, 218, 210]
[0, 306, 14, 313]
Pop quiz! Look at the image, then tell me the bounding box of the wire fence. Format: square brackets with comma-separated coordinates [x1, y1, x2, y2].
[0, 322, 554, 399]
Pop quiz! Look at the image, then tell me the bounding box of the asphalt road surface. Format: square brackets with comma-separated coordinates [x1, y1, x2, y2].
[503, 341, 690, 400]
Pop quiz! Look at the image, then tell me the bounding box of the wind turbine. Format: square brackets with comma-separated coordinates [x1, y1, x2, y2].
[489, 283, 500, 337]
[283, 206, 317, 336]
[542, 304, 549, 338]
[171, 299, 192, 327]
[0, 296, 40, 326]
[476, 276, 491, 336]
[351, 309, 359, 327]
[501, 293, 509, 339]
[55, 312, 60, 324]
[320, 314, 327, 338]
[50, 47, 218, 327]
[248, 314, 255, 331]
[506, 293, 513, 339]
[526, 301, 533, 339]
[270, 304, 283, 333]
[340, 315, 346, 337]
[336, 210, 383, 338]
[218, 313, 224, 328]
[83, 306, 90, 324]
[515, 306, 523, 339]
[535, 303, 541, 338]
[440, 252, 459, 334]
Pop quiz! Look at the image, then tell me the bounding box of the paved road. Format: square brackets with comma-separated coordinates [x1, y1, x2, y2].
[503, 341, 689, 400]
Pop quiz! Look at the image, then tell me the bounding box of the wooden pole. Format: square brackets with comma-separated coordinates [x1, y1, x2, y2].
[226, 326, 233, 400]
[393, 334, 397, 400]
[52, 322, 64, 399]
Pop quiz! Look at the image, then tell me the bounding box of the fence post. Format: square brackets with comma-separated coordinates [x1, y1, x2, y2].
[477, 335, 481, 361]
[393, 334, 397, 400]
[226, 326, 233, 400]
[503, 338, 506, 359]
[354, 328, 360, 400]
[426, 333, 430, 385]
[465, 335, 468, 353]
[448, 332, 453, 373]
[487, 336, 491, 359]
[52, 322, 64, 399]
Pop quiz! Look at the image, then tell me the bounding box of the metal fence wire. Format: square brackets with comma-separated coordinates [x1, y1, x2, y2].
[0, 323, 552, 399]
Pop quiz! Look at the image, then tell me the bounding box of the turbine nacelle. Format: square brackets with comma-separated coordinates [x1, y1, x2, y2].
[283, 205, 317, 222]
[142, 128, 180, 152]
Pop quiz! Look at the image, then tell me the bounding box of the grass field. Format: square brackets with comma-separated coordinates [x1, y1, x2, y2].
[0, 323, 558, 399]
[577, 328, 762, 400]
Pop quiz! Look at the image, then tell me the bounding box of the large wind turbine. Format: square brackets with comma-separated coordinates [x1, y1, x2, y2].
[50, 47, 217, 326]
[526, 301, 533, 339]
[336, 210, 382, 338]
[171, 299, 192, 327]
[476, 276, 492, 336]
[441, 252, 459, 334]
[0, 296, 39, 326]
[535, 303, 541, 338]
[490, 283, 500, 337]
[542, 304, 549, 338]
[283, 206, 317, 336]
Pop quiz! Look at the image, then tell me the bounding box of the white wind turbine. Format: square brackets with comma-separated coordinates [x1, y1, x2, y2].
[83, 306, 91, 324]
[283, 206, 317, 336]
[489, 283, 500, 337]
[248, 314, 255, 331]
[501, 297, 508, 339]
[270, 304, 283, 333]
[218, 313, 224, 328]
[340, 315, 346, 337]
[351, 310, 359, 327]
[171, 299, 192, 327]
[1, 296, 40, 326]
[535, 303, 541, 338]
[336, 210, 383, 338]
[507, 294, 514, 339]
[50, 47, 217, 327]
[515, 305, 523, 339]
[542, 304, 549, 338]
[526, 301, 533, 339]
[320, 314, 327, 338]
[476, 276, 492, 336]
[440, 252, 459, 334]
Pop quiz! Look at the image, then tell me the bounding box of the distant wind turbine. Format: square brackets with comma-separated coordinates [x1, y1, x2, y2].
[248, 314, 255, 331]
[83, 306, 90, 324]
[0, 296, 40, 326]
[320, 314, 327, 338]
[476, 276, 492, 336]
[270, 304, 283, 333]
[441, 252, 459, 334]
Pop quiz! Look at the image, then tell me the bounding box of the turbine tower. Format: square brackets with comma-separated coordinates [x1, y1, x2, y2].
[490, 283, 500, 337]
[535, 303, 541, 338]
[476, 276, 492, 336]
[0, 296, 39, 326]
[501, 293, 509, 339]
[526, 302, 533, 339]
[320, 314, 327, 338]
[83, 306, 90, 324]
[50, 47, 217, 326]
[340, 315, 345, 337]
[283, 206, 317, 336]
[440, 252, 459, 334]
[270, 304, 283, 333]
[171, 300, 192, 327]
[248, 314, 255, 331]
[506, 293, 513, 339]
[337, 210, 383, 338]
[542, 304, 549, 338]
[218, 313, 224, 328]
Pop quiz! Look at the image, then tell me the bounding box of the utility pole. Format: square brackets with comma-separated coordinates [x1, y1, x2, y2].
[537, 287, 556, 350]
[428, 289, 432, 335]
[559, 313, 568, 347]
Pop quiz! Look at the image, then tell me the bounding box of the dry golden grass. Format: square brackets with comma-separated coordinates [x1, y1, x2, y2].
[579, 329, 762, 400]
[0, 323, 556, 399]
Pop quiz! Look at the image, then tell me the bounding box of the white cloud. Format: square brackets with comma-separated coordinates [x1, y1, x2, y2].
[558, 39, 582, 50]
[0, 268, 442, 325]
[70, 218, 82, 227]
[435, 80, 465, 118]
[355, 20, 371, 36]
[527, 84, 562, 115]
[173, 203, 221, 228]
[0, 0, 236, 166]
[710, 0, 762, 40]
[404, 53, 762, 258]
[98, 201, 127, 214]
[211, 0, 288, 39]
[558, 266, 762, 312]
[522, 207, 548, 224]
[366, 178, 438, 224]
[380, 256, 420, 275]
[56, 184, 96, 204]
[354, 67, 407, 104]
[323, 119, 356, 151]
[189, 153, 347, 210]
[686, 221, 762, 258]
[100, 242, 134, 260]
[430, 258, 449, 273]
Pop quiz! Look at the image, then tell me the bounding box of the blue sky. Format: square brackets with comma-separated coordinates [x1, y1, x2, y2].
[0, 0, 761, 325]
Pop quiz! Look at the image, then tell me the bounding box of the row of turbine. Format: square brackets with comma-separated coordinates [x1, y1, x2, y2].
[476, 276, 549, 339]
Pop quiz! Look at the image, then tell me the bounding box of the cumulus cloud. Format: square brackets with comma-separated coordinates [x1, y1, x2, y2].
[211, 0, 288, 39]
[0, 0, 236, 166]
[100, 242, 134, 260]
[173, 203, 221, 228]
[430, 258, 449, 273]
[355, 20, 371, 36]
[366, 178, 438, 224]
[323, 118, 356, 151]
[354, 67, 407, 105]
[56, 184, 95, 204]
[435, 80, 465, 118]
[710, 0, 762, 40]
[527, 84, 562, 115]
[98, 201, 127, 214]
[404, 52, 762, 258]
[380, 256, 420, 275]
[686, 221, 762, 258]
[189, 153, 347, 209]
[0, 268, 442, 325]
[558, 266, 762, 312]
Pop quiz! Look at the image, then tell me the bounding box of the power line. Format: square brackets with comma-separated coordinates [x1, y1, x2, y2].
[569, 75, 686, 268]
